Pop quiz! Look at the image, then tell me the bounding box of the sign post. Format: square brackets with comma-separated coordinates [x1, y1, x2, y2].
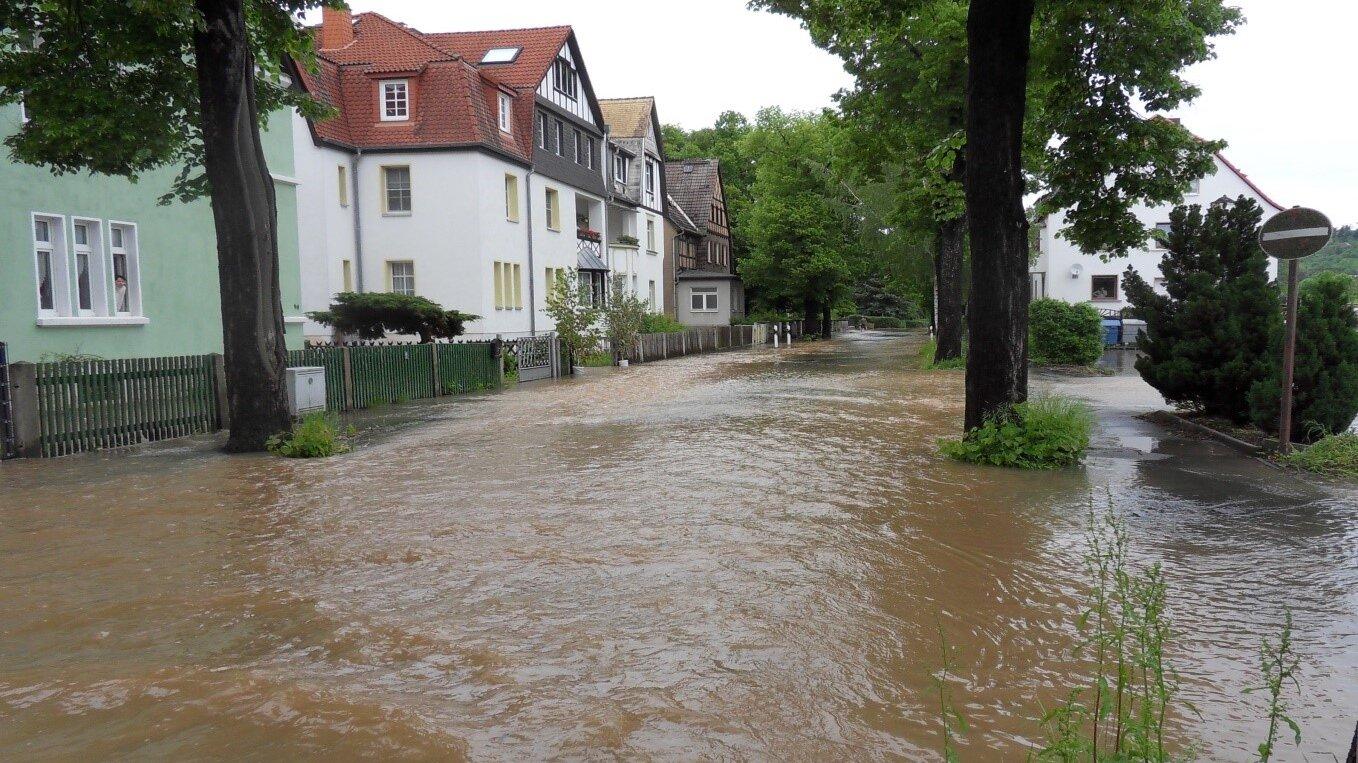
[1258, 207, 1333, 453]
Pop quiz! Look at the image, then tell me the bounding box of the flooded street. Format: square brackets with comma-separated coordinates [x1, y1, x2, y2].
[2, 330, 1355, 761]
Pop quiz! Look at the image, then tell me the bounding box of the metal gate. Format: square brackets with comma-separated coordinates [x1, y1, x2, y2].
[0, 342, 16, 460]
[510, 335, 557, 382]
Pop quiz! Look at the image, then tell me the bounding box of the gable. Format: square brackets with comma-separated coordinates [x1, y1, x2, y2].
[536, 43, 596, 126]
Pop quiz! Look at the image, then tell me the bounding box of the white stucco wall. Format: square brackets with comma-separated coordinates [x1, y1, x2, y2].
[1032, 155, 1283, 312]
[293, 112, 357, 340]
[605, 207, 666, 313]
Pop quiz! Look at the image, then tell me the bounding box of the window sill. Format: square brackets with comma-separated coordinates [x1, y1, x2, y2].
[383, 211, 412, 217]
[1089, 298, 1121, 303]
[37, 316, 149, 328]
[647, 249, 658, 255]
[547, 227, 561, 233]
[507, 217, 520, 224]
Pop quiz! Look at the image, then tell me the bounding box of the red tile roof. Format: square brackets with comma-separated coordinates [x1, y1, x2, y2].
[293, 13, 571, 163]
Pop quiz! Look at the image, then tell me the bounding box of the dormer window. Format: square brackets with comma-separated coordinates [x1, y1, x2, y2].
[380, 79, 409, 121]
[552, 57, 578, 100]
[497, 92, 512, 133]
[614, 151, 628, 183]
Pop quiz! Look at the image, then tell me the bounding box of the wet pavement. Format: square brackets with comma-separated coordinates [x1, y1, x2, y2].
[1, 330, 1354, 761]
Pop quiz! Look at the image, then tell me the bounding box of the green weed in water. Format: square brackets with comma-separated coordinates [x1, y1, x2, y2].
[1246, 610, 1302, 762]
[918, 338, 967, 371]
[940, 397, 1093, 469]
[1277, 432, 1358, 478]
[266, 412, 350, 458]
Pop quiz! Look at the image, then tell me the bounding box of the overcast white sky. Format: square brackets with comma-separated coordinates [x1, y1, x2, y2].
[326, 0, 1357, 225]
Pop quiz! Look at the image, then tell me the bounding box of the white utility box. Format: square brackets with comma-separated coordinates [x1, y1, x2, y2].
[286, 366, 327, 416]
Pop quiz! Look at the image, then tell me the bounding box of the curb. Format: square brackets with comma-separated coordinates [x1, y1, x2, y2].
[1141, 410, 1266, 456]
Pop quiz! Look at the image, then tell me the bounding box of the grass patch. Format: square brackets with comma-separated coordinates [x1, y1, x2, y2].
[579, 350, 615, 367]
[1277, 432, 1358, 477]
[918, 338, 967, 371]
[266, 412, 351, 458]
[940, 396, 1094, 469]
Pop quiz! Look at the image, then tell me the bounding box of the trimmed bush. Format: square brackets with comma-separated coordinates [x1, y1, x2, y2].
[1028, 299, 1104, 366]
[1122, 199, 1280, 423]
[640, 313, 685, 333]
[1247, 273, 1358, 442]
[267, 413, 350, 458]
[941, 397, 1094, 469]
[307, 292, 477, 343]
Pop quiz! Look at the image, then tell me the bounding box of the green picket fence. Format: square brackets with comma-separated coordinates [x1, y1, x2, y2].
[436, 342, 501, 394]
[290, 342, 500, 412]
[35, 355, 219, 458]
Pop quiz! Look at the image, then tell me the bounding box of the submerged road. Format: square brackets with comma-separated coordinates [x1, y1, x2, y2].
[2, 331, 1355, 760]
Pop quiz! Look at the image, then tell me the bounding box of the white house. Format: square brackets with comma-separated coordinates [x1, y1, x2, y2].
[1031, 151, 1285, 312]
[599, 97, 668, 313]
[292, 9, 613, 340]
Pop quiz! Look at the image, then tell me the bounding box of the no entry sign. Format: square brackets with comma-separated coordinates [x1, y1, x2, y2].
[1259, 206, 1333, 453]
[1259, 207, 1333, 260]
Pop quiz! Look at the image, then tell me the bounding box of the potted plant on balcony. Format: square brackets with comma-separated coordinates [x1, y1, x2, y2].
[545, 269, 601, 375]
[577, 227, 602, 243]
[604, 275, 647, 367]
[615, 234, 640, 248]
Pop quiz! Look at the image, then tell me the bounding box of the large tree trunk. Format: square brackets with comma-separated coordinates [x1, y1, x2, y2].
[820, 302, 832, 339]
[963, 0, 1035, 431]
[193, 0, 291, 451]
[934, 212, 966, 363]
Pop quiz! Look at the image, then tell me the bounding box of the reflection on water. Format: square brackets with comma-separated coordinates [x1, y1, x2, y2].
[2, 331, 1354, 760]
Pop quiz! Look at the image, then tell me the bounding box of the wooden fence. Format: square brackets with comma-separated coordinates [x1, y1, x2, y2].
[26, 355, 222, 458]
[5, 341, 501, 458]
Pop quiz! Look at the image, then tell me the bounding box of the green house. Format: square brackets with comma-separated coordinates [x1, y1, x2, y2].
[0, 103, 306, 362]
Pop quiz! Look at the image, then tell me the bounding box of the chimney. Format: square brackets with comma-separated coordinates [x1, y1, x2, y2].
[320, 7, 354, 50]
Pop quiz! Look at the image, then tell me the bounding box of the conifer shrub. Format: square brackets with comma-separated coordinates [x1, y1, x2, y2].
[1122, 199, 1280, 423]
[940, 397, 1094, 469]
[1028, 298, 1104, 366]
[1247, 273, 1358, 442]
[266, 412, 350, 458]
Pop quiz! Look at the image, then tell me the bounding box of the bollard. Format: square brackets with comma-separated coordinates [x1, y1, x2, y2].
[773, 324, 780, 348]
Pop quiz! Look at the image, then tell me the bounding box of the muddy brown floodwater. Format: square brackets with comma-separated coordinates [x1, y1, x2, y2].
[2, 330, 1355, 761]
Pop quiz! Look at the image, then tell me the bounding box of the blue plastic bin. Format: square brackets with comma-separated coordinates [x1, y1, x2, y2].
[1101, 319, 1122, 346]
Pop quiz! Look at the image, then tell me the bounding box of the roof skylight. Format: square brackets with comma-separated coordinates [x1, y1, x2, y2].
[481, 47, 522, 64]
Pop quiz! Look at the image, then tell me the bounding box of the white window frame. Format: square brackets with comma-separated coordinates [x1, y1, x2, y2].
[552, 57, 578, 100]
[497, 92, 512, 133]
[648, 280, 656, 310]
[337, 165, 349, 207]
[1090, 274, 1119, 302]
[505, 173, 520, 223]
[71, 217, 108, 317]
[108, 220, 143, 317]
[538, 112, 549, 149]
[614, 152, 628, 183]
[690, 288, 718, 313]
[382, 165, 412, 215]
[388, 260, 415, 295]
[645, 160, 657, 204]
[545, 187, 560, 231]
[1187, 178, 1201, 196]
[32, 212, 69, 318]
[1152, 222, 1172, 250]
[380, 79, 409, 122]
[555, 120, 566, 157]
[585, 136, 595, 169]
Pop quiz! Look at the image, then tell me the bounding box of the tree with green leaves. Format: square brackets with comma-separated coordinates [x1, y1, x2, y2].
[603, 275, 648, 362]
[1122, 199, 1279, 424]
[307, 292, 476, 344]
[544, 269, 601, 368]
[663, 112, 755, 261]
[738, 108, 857, 337]
[757, 0, 970, 363]
[1248, 273, 1358, 442]
[757, 0, 1238, 431]
[0, 0, 331, 451]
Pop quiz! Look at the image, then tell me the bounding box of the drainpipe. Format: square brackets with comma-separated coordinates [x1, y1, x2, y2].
[525, 167, 537, 336]
[601, 126, 611, 271]
[350, 148, 365, 292]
